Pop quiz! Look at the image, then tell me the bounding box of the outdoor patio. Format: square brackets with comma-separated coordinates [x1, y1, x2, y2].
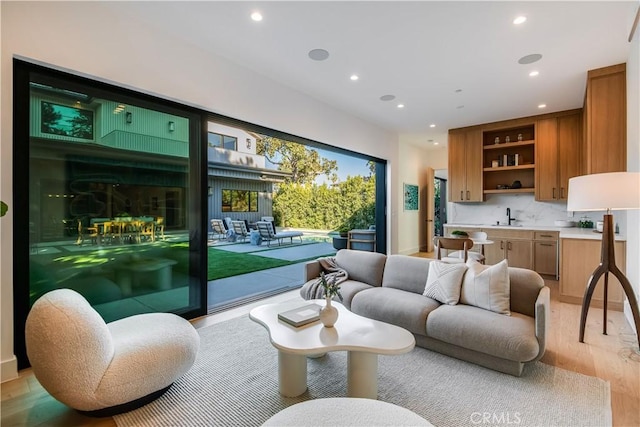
[29, 227, 338, 315]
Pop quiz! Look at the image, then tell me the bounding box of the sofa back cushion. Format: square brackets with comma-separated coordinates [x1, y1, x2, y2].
[508, 267, 545, 317]
[382, 254, 433, 294]
[335, 249, 387, 287]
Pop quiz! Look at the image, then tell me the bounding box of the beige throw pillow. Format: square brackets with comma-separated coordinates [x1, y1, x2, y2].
[460, 259, 511, 315]
[423, 261, 468, 305]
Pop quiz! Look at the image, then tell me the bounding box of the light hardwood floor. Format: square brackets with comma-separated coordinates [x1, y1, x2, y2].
[2, 270, 638, 426]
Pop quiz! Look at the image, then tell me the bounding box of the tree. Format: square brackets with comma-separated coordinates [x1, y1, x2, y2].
[41, 102, 63, 135]
[70, 111, 93, 139]
[257, 136, 338, 185]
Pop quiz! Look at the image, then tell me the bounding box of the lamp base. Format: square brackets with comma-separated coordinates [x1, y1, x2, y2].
[579, 214, 640, 350]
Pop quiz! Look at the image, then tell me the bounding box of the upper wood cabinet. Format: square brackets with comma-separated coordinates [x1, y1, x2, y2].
[535, 112, 582, 201]
[448, 130, 483, 202]
[584, 63, 626, 174]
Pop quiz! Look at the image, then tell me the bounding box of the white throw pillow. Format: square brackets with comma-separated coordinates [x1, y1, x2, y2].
[460, 259, 511, 315]
[423, 261, 468, 305]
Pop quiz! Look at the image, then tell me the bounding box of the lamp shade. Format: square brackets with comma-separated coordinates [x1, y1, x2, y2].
[567, 172, 640, 212]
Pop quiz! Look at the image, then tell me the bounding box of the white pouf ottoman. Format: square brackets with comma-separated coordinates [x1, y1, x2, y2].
[262, 398, 433, 426]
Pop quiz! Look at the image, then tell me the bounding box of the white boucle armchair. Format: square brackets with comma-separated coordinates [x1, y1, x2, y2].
[25, 288, 200, 417]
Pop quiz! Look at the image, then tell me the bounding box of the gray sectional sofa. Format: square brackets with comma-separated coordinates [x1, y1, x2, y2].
[300, 249, 549, 376]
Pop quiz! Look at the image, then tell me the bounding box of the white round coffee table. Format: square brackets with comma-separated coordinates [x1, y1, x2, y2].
[262, 398, 433, 426]
[250, 299, 415, 399]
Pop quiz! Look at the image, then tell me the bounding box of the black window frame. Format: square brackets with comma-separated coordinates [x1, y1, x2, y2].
[207, 131, 237, 151]
[221, 189, 259, 212]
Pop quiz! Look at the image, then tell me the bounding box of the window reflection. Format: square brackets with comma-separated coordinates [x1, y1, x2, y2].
[28, 78, 198, 322]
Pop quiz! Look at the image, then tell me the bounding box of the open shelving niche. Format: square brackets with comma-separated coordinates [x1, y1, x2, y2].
[482, 124, 535, 195]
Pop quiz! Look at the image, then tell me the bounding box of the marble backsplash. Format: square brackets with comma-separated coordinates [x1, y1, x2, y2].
[448, 193, 627, 232]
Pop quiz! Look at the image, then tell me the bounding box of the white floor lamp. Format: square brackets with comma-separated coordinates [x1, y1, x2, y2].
[567, 172, 640, 349]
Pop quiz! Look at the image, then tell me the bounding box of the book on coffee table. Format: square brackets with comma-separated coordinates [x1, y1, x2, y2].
[278, 303, 322, 327]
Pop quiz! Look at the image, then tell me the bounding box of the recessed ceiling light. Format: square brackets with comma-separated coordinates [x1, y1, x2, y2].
[397, 104, 405, 109]
[434, 142, 440, 146]
[513, 16, 527, 25]
[538, 104, 547, 109]
[251, 12, 263, 22]
[529, 70, 539, 77]
[350, 74, 359, 81]
[518, 54, 542, 65]
[308, 49, 330, 61]
[380, 95, 396, 101]
[430, 124, 436, 128]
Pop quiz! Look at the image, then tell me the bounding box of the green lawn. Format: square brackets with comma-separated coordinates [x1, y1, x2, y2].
[207, 248, 294, 280]
[207, 246, 336, 280]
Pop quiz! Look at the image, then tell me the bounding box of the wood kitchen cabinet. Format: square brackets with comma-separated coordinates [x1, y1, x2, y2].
[484, 229, 533, 269]
[583, 63, 626, 174]
[560, 238, 625, 310]
[535, 112, 581, 201]
[533, 231, 559, 278]
[448, 130, 483, 202]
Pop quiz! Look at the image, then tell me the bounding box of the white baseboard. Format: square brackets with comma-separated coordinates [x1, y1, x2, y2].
[398, 247, 420, 256]
[1, 355, 18, 383]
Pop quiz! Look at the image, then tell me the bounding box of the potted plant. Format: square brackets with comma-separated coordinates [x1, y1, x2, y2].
[319, 272, 342, 327]
[451, 230, 468, 238]
[336, 224, 350, 238]
[1, 201, 7, 217]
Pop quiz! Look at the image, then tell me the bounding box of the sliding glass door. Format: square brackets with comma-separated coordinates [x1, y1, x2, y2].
[13, 60, 207, 368]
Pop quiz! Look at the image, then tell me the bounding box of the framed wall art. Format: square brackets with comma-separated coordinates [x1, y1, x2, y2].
[403, 183, 419, 211]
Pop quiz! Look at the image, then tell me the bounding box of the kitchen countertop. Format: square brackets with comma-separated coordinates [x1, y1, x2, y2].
[444, 224, 626, 241]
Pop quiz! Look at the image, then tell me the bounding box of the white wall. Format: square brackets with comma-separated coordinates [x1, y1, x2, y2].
[0, 2, 400, 381]
[395, 141, 448, 255]
[625, 18, 639, 332]
[397, 143, 424, 255]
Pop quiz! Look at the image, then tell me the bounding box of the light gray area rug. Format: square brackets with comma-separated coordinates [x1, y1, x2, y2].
[114, 315, 611, 427]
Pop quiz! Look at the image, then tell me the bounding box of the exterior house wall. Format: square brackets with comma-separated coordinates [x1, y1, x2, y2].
[208, 122, 257, 156]
[208, 179, 273, 226]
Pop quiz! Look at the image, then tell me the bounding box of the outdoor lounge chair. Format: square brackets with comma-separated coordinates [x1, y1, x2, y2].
[255, 221, 303, 247]
[231, 220, 250, 242]
[210, 219, 227, 241]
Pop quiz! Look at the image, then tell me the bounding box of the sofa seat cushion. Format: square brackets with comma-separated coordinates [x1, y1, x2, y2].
[351, 287, 440, 336]
[337, 280, 375, 310]
[426, 304, 539, 362]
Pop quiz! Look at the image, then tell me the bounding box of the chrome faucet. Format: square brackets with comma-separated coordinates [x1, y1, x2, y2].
[506, 208, 516, 226]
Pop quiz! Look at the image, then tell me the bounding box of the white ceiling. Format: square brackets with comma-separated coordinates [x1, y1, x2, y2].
[119, 1, 638, 150]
